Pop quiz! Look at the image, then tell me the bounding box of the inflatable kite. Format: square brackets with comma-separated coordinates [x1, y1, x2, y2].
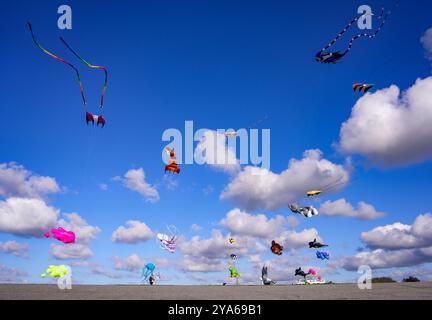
[157, 225, 178, 254]
[141, 263, 156, 283]
[229, 266, 241, 278]
[288, 203, 318, 218]
[270, 240, 284, 255]
[230, 254, 237, 261]
[309, 238, 328, 249]
[316, 251, 330, 260]
[44, 227, 75, 244]
[229, 237, 235, 245]
[28, 23, 108, 127]
[315, 8, 389, 63]
[164, 148, 180, 174]
[41, 265, 69, 278]
[306, 176, 347, 198]
[295, 267, 309, 278]
[353, 83, 374, 92]
[261, 265, 276, 285]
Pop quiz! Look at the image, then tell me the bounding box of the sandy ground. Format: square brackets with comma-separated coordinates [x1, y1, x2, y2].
[1, 282, 432, 300]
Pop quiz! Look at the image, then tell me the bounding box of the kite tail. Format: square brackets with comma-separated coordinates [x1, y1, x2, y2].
[320, 16, 360, 53]
[60, 37, 108, 109]
[27, 22, 86, 105]
[342, 8, 389, 55]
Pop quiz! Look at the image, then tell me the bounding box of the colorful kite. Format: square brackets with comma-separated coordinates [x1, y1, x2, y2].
[44, 227, 75, 244]
[316, 251, 330, 260]
[261, 265, 276, 285]
[164, 148, 180, 174]
[288, 203, 318, 218]
[141, 263, 156, 283]
[229, 266, 241, 278]
[41, 265, 69, 278]
[157, 225, 178, 254]
[270, 240, 284, 255]
[309, 238, 328, 249]
[315, 8, 389, 63]
[353, 83, 375, 92]
[27, 22, 108, 127]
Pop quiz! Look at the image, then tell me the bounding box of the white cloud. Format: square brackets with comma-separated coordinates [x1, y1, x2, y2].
[50, 243, 93, 260]
[114, 168, 159, 203]
[99, 183, 108, 191]
[194, 130, 241, 175]
[179, 256, 226, 273]
[190, 224, 202, 232]
[338, 77, 432, 166]
[0, 197, 59, 237]
[278, 228, 322, 249]
[320, 198, 385, 220]
[421, 27, 432, 60]
[220, 208, 287, 238]
[339, 247, 432, 271]
[58, 213, 101, 244]
[71, 261, 121, 279]
[0, 241, 29, 257]
[361, 213, 432, 250]
[0, 264, 27, 283]
[111, 254, 146, 272]
[221, 149, 349, 210]
[111, 220, 154, 244]
[0, 162, 60, 199]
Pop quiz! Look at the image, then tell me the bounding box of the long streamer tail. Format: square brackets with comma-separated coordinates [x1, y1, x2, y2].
[60, 37, 108, 109]
[27, 22, 86, 105]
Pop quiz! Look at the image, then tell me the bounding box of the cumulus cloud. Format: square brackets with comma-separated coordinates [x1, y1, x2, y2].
[111, 254, 146, 272]
[194, 130, 241, 175]
[58, 213, 101, 244]
[50, 243, 93, 260]
[0, 162, 60, 199]
[221, 149, 349, 211]
[0, 241, 29, 257]
[111, 220, 154, 244]
[339, 247, 432, 271]
[179, 256, 226, 273]
[421, 27, 432, 60]
[0, 264, 27, 283]
[114, 168, 159, 203]
[190, 224, 202, 232]
[278, 228, 322, 249]
[220, 208, 287, 238]
[320, 198, 385, 220]
[361, 213, 432, 250]
[338, 77, 432, 166]
[0, 197, 59, 237]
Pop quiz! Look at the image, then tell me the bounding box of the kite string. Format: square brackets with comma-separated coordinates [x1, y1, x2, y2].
[60, 37, 108, 110]
[27, 22, 87, 105]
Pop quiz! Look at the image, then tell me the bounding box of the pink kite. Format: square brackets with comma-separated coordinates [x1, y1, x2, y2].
[308, 268, 317, 276]
[44, 227, 75, 244]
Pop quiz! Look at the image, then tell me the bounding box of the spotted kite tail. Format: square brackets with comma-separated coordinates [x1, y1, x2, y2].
[59, 37, 108, 109]
[27, 22, 86, 105]
[318, 16, 360, 56]
[342, 8, 389, 56]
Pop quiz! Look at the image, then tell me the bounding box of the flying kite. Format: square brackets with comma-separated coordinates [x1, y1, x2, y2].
[27, 23, 108, 127]
[261, 265, 276, 285]
[353, 83, 375, 93]
[288, 203, 318, 218]
[157, 225, 178, 254]
[270, 240, 284, 255]
[315, 8, 389, 63]
[141, 263, 156, 283]
[309, 238, 328, 249]
[316, 251, 330, 260]
[229, 266, 241, 278]
[229, 237, 235, 245]
[306, 176, 347, 198]
[44, 227, 75, 244]
[295, 267, 309, 278]
[230, 254, 237, 261]
[164, 148, 180, 174]
[41, 265, 69, 278]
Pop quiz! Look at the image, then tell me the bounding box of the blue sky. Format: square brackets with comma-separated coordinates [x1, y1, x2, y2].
[1, 0, 432, 285]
